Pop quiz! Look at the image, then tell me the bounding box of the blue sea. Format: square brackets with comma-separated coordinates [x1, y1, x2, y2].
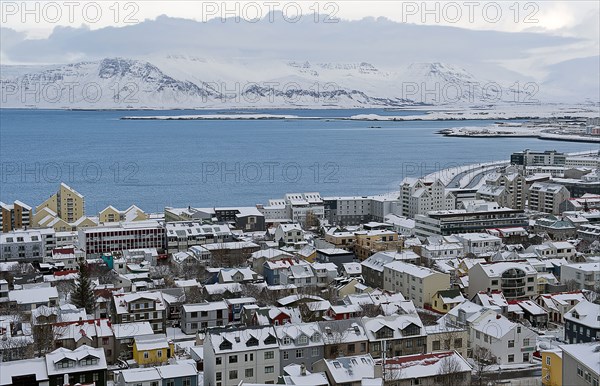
[0, 108, 596, 214]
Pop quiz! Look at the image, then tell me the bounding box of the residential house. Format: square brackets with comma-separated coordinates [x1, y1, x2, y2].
[45, 345, 107, 386]
[115, 362, 198, 386]
[560, 342, 600, 386]
[468, 261, 538, 300]
[132, 334, 174, 366]
[564, 300, 600, 344]
[362, 314, 426, 358]
[181, 301, 229, 334]
[380, 351, 472, 386]
[383, 261, 450, 308]
[112, 291, 167, 333]
[313, 354, 382, 386]
[275, 322, 324, 371]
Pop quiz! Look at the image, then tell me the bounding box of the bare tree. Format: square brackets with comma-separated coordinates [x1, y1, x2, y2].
[360, 303, 383, 317]
[563, 279, 580, 292]
[472, 345, 497, 386]
[436, 355, 467, 386]
[0, 335, 34, 361]
[241, 283, 276, 306]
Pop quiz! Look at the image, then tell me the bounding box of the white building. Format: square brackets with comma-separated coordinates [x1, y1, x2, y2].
[454, 233, 502, 255]
[468, 261, 538, 300]
[399, 178, 455, 218]
[561, 262, 600, 291]
[204, 326, 280, 386]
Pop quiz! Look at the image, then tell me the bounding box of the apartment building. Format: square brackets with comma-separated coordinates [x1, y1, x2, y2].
[0, 228, 56, 261]
[468, 261, 538, 300]
[510, 149, 566, 167]
[0, 200, 32, 232]
[165, 222, 233, 254]
[112, 291, 167, 333]
[204, 326, 280, 386]
[353, 230, 400, 260]
[454, 233, 502, 255]
[98, 205, 147, 223]
[577, 224, 600, 242]
[476, 172, 527, 210]
[78, 220, 165, 258]
[383, 261, 450, 307]
[414, 201, 528, 238]
[35, 183, 85, 224]
[275, 322, 324, 371]
[181, 301, 229, 334]
[534, 291, 587, 324]
[528, 182, 571, 214]
[399, 178, 455, 218]
[561, 262, 600, 291]
[362, 314, 426, 358]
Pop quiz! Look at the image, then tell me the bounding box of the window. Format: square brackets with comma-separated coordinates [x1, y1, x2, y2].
[283, 351, 289, 360]
[432, 341, 441, 350]
[265, 366, 274, 374]
[523, 353, 530, 362]
[508, 340, 514, 348]
[157, 350, 162, 358]
[93, 373, 99, 382]
[312, 347, 319, 356]
[523, 338, 530, 346]
[454, 338, 462, 348]
[546, 357, 551, 365]
[246, 368, 254, 377]
[143, 351, 149, 359]
[151, 382, 159, 386]
[216, 357, 222, 365]
[476, 331, 481, 339]
[229, 355, 238, 363]
[216, 372, 222, 381]
[348, 344, 355, 353]
[229, 370, 238, 380]
[296, 349, 303, 358]
[264, 351, 274, 360]
[245, 353, 254, 361]
[167, 381, 175, 386]
[508, 354, 514, 363]
[577, 366, 584, 377]
[298, 335, 308, 344]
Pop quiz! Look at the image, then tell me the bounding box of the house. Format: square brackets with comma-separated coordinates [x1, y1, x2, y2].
[327, 304, 363, 320]
[563, 300, 600, 344]
[362, 314, 426, 358]
[132, 333, 174, 366]
[275, 224, 304, 247]
[275, 322, 324, 371]
[508, 299, 549, 328]
[181, 301, 229, 334]
[251, 306, 301, 326]
[112, 321, 154, 361]
[382, 261, 450, 308]
[203, 326, 280, 386]
[425, 323, 468, 359]
[8, 285, 59, 311]
[280, 363, 329, 386]
[469, 309, 538, 365]
[313, 354, 382, 386]
[560, 342, 600, 386]
[535, 291, 587, 324]
[316, 248, 356, 267]
[431, 289, 465, 314]
[115, 362, 199, 386]
[112, 291, 167, 333]
[541, 348, 562, 386]
[0, 357, 48, 386]
[52, 318, 115, 364]
[380, 351, 472, 386]
[45, 345, 107, 386]
[318, 319, 369, 359]
[217, 267, 262, 284]
[225, 297, 257, 323]
[311, 262, 338, 288]
[353, 230, 400, 260]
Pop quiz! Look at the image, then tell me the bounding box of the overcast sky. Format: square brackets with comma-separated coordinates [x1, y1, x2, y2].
[1, 1, 598, 81]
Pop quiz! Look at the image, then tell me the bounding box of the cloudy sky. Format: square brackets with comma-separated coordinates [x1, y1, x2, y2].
[1, 1, 598, 82]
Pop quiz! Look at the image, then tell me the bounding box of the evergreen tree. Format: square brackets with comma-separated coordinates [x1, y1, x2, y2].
[71, 261, 96, 314]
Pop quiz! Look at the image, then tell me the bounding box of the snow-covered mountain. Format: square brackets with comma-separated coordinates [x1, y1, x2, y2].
[0, 57, 538, 109]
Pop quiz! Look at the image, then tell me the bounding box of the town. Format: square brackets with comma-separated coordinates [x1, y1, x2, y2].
[1, 149, 599, 386]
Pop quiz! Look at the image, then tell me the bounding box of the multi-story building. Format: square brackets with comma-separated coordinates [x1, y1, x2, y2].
[476, 172, 527, 210]
[382, 261, 450, 308]
[353, 230, 400, 260]
[78, 220, 165, 258]
[181, 301, 229, 334]
[318, 318, 369, 359]
[541, 348, 562, 386]
[510, 149, 566, 167]
[274, 224, 304, 246]
[578, 224, 600, 243]
[165, 222, 233, 254]
[46, 345, 107, 386]
[112, 291, 167, 333]
[362, 314, 426, 358]
[0, 200, 32, 232]
[275, 322, 324, 371]
[535, 291, 587, 324]
[313, 354, 382, 386]
[563, 301, 600, 344]
[561, 262, 600, 291]
[469, 309, 538, 365]
[166, 206, 266, 231]
[399, 178, 455, 218]
[0, 228, 55, 261]
[203, 326, 280, 386]
[528, 182, 571, 214]
[98, 205, 147, 223]
[454, 233, 502, 255]
[35, 183, 85, 224]
[560, 342, 600, 386]
[414, 201, 528, 238]
[468, 261, 538, 300]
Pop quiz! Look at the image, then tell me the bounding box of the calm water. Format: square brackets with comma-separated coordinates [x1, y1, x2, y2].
[0, 108, 596, 213]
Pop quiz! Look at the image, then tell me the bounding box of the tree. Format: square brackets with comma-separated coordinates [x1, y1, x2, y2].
[436, 355, 467, 386]
[71, 262, 97, 314]
[563, 279, 580, 292]
[472, 346, 497, 386]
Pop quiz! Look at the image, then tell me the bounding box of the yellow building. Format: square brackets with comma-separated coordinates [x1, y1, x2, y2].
[133, 334, 174, 366]
[36, 183, 85, 224]
[354, 230, 401, 260]
[99, 205, 148, 223]
[0, 200, 32, 232]
[431, 289, 466, 314]
[541, 349, 562, 386]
